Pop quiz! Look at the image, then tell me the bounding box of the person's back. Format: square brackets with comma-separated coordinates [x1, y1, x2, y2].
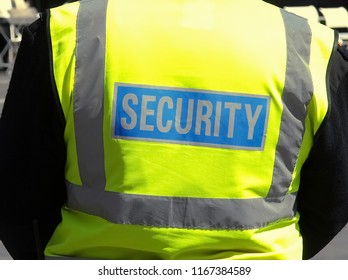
[2, 0, 348, 260]
[43, 0, 335, 259]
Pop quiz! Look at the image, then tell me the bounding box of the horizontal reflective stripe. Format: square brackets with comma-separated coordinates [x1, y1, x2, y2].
[66, 181, 297, 230]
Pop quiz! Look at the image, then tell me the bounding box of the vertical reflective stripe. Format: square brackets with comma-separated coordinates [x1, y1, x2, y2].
[67, 3, 307, 229]
[74, 0, 108, 189]
[267, 10, 313, 201]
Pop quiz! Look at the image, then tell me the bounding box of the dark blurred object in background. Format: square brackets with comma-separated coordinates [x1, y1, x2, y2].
[264, 0, 348, 8]
[30, 0, 76, 12]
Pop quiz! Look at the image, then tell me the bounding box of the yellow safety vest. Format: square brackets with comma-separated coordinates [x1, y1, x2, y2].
[45, 0, 337, 259]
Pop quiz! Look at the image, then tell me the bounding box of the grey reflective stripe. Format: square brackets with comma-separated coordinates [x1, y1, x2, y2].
[66, 181, 297, 230]
[74, 0, 108, 190]
[267, 10, 314, 202]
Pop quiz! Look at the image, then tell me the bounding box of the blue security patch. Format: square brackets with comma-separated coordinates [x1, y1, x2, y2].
[113, 84, 270, 150]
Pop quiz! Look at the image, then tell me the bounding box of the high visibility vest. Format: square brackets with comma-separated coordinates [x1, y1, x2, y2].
[45, 0, 337, 259]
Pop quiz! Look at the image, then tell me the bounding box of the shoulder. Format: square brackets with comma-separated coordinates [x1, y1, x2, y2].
[329, 44, 348, 96]
[330, 44, 348, 82]
[19, 12, 48, 48]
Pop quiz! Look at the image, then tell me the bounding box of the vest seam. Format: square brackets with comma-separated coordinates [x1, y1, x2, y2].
[47, 10, 66, 129]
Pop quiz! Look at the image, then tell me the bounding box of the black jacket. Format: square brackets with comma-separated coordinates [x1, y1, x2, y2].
[1, 12, 348, 260]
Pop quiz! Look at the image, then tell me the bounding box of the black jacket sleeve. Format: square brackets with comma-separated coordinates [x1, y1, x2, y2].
[0, 14, 66, 259]
[298, 45, 348, 259]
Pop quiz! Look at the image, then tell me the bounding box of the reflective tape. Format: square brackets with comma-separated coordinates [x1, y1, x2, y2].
[68, 2, 315, 230]
[66, 181, 297, 230]
[74, 0, 108, 190]
[267, 10, 313, 201]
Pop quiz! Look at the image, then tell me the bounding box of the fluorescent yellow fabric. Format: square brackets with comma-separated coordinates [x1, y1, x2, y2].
[46, 0, 335, 259]
[49, 2, 81, 185]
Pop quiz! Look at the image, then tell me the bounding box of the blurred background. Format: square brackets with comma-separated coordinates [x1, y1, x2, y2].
[27, 0, 348, 10]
